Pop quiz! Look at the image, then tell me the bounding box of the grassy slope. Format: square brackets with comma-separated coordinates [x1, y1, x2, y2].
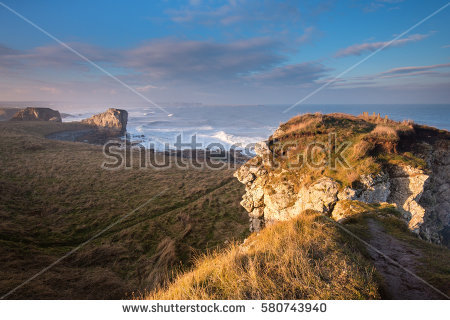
[146, 210, 380, 299]
[0, 121, 249, 299]
[147, 205, 450, 300]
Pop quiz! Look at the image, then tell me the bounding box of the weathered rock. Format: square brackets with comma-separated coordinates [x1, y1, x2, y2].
[240, 193, 254, 213]
[254, 141, 271, 157]
[387, 165, 428, 233]
[233, 164, 256, 185]
[357, 172, 390, 203]
[415, 140, 450, 245]
[338, 187, 357, 200]
[249, 216, 265, 232]
[249, 207, 264, 218]
[296, 178, 339, 213]
[10, 107, 62, 122]
[81, 108, 128, 133]
[263, 181, 296, 222]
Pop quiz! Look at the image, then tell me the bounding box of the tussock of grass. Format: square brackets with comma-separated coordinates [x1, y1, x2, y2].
[371, 125, 399, 139]
[144, 210, 380, 300]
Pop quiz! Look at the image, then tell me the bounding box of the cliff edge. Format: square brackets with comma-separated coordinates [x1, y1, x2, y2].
[234, 113, 450, 247]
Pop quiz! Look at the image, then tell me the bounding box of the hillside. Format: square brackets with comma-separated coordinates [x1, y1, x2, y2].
[146, 112, 450, 300]
[0, 121, 249, 299]
[146, 205, 450, 299]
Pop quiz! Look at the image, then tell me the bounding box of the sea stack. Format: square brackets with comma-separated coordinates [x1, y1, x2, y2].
[10, 107, 62, 122]
[81, 108, 128, 133]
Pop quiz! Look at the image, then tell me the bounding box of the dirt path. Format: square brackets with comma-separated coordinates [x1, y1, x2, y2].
[366, 219, 443, 299]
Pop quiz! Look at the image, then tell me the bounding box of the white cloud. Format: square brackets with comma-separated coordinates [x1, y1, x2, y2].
[334, 33, 430, 58]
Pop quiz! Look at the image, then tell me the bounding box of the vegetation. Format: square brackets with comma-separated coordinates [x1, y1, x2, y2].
[0, 121, 249, 299]
[145, 210, 380, 300]
[342, 207, 450, 297]
[1, 115, 448, 300]
[267, 112, 440, 188]
[146, 202, 450, 300]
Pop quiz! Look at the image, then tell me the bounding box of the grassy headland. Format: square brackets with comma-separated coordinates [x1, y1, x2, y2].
[0, 121, 249, 299]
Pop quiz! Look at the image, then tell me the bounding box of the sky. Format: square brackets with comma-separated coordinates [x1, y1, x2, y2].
[0, 0, 449, 109]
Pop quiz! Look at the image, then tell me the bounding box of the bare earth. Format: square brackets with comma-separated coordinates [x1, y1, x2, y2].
[367, 219, 443, 299]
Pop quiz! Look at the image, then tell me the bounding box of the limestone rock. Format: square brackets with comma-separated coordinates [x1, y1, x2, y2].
[263, 181, 296, 222]
[296, 178, 339, 213]
[357, 172, 390, 203]
[10, 107, 62, 122]
[387, 165, 429, 233]
[338, 187, 357, 200]
[254, 141, 271, 157]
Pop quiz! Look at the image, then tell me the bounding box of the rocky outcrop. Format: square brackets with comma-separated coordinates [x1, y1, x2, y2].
[234, 131, 449, 246]
[10, 107, 61, 122]
[235, 156, 436, 233]
[81, 108, 128, 133]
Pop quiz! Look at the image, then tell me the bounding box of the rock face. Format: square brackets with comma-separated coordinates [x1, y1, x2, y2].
[81, 108, 128, 133]
[234, 121, 449, 247]
[235, 156, 443, 239]
[10, 107, 62, 122]
[416, 140, 450, 245]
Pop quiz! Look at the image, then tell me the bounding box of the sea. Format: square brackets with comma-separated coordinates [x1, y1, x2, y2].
[2, 102, 449, 150]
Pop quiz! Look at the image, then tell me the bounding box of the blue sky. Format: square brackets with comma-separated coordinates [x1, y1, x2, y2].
[0, 0, 449, 108]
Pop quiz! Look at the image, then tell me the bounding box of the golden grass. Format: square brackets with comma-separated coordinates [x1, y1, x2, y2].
[282, 117, 321, 135]
[371, 125, 399, 139]
[144, 210, 380, 300]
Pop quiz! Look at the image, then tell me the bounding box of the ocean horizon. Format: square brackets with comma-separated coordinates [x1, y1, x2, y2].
[2, 102, 449, 149]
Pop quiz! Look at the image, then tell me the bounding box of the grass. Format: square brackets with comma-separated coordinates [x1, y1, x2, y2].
[144, 210, 380, 300]
[0, 121, 249, 299]
[265, 112, 442, 188]
[2, 115, 448, 300]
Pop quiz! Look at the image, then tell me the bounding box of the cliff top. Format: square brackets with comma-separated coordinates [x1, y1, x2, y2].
[261, 112, 449, 188]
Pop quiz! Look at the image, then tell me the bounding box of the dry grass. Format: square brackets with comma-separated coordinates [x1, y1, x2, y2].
[144, 210, 380, 300]
[0, 121, 249, 299]
[371, 125, 399, 139]
[264, 113, 436, 187]
[282, 117, 321, 135]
